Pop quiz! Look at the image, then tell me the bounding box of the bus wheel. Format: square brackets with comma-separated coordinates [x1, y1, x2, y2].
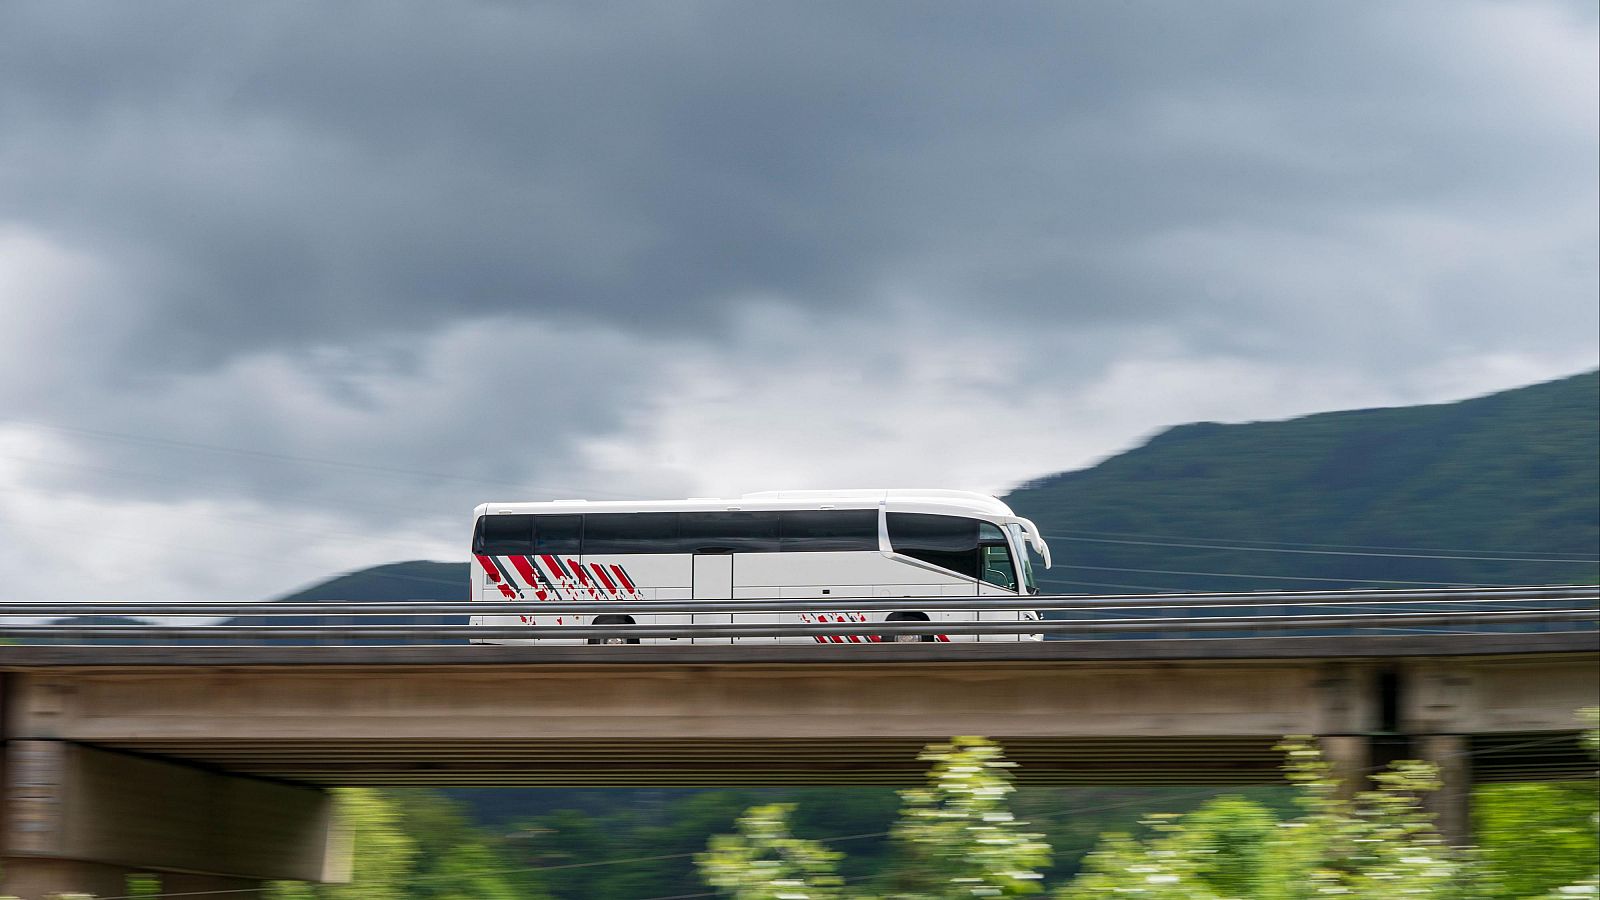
[588, 615, 638, 645]
[884, 611, 933, 643]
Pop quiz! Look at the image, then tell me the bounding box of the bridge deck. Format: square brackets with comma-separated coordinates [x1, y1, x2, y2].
[2, 638, 1593, 787]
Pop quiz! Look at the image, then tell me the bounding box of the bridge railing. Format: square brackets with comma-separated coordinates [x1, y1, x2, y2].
[0, 584, 1591, 617]
[0, 586, 1593, 645]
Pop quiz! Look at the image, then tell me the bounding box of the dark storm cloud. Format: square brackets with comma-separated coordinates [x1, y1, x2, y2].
[4, 0, 1591, 373]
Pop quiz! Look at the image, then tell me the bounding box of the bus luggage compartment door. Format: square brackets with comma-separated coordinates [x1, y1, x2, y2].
[692, 551, 734, 644]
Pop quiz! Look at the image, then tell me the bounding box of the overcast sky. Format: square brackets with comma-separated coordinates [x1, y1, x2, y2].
[0, 1, 1595, 604]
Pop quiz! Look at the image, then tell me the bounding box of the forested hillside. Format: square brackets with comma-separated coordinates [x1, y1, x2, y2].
[218, 560, 471, 643]
[1006, 369, 1599, 593]
[266, 560, 468, 604]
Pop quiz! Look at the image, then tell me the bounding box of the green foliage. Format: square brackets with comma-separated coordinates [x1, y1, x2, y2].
[700, 804, 851, 900]
[417, 843, 523, 900]
[1170, 797, 1278, 897]
[698, 736, 1599, 900]
[1005, 785, 1299, 884]
[1057, 739, 1495, 900]
[270, 789, 417, 900]
[1491, 709, 1600, 898]
[883, 736, 1051, 898]
[1476, 783, 1600, 899]
[269, 788, 529, 900]
[698, 737, 1049, 900]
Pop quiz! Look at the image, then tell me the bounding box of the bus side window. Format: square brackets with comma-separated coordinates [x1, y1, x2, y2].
[679, 511, 780, 553]
[476, 514, 535, 555]
[885, 513, 980, 579]
[778, 509, 878, 552]
[534, 515, 582, 555]
[582, 512, 678, 554]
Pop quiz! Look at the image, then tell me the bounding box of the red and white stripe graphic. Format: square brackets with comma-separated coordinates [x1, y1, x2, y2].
[589, 563, 620, 598]
[475, 555, 519, 599]
[481, 553, 649, 621]
[609, 565, 643, 600]
[506, 556, 550, 602]
[801, 611, 871, 643]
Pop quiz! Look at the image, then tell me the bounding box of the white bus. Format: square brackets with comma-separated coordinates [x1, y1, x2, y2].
[469, 489, 1053, 643]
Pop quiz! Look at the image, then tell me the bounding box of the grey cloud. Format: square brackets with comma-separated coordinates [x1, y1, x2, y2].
[3, 0, 1592, 374]
[0, 0, 1593, 537]
[8, 316, 681, 518]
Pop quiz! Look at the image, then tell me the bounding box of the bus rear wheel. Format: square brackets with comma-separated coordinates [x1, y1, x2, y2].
[588, 615, 639, 645]
[883, 611, 933, 643]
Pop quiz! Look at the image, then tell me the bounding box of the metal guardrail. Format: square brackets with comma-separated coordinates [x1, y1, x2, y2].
[0, 586, 1593, 644]
[2, 608, 1596, 642]
[0, 585, 1591, 618]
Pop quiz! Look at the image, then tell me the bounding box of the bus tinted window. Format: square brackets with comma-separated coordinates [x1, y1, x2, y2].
[475, 514, 534, 554]
[779, 509, 878, 551]
[534, 515, 582, 555]
[886, 513, 979, 579]
[679, 511, 780, 552]
[583, 512, 679, 554]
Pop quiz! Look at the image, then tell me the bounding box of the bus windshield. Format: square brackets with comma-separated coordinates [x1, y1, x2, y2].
[1005, 523, 1039, 594]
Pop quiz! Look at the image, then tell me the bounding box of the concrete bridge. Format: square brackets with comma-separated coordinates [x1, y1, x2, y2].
[0, 631, 1595, 898]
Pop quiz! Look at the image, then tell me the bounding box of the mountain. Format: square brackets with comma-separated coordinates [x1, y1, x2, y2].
[1003, 370, 1600, 594]
[263, 560, 470, 603]
[220, 560, 471, 643]
[31, 615, 154, 646]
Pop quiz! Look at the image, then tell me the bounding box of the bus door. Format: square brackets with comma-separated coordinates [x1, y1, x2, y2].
[691, 550, 734, 644]
[974, 522, 1020, 639]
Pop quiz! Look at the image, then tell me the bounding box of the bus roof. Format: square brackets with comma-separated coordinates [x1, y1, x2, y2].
[475, 489, 1018, 520]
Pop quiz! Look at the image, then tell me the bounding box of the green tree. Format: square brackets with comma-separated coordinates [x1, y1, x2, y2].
[883, 736, 1051, 898]
[1056, 740, 1496, 900]
[386, 791, 532, 900]
[700, 803, 851, 900]
[699, 737, 1048, 900]
[1476, 782, 1599, 898]
[1172, 797, 1278, 898]
[420, 843, 524, 900]
[268, 788, 530, 900]
[1517, 708, 1600, 899]
[270, 789, 417, 900]
[697, 736, 1551, 900]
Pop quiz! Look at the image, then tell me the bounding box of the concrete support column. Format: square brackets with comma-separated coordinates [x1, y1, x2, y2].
[1318, 735, 1373, 801]
[2, 741, 347, 900]
[1416, 734, 1472, 847]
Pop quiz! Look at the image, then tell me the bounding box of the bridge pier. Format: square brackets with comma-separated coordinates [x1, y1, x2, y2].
[1318, 734, 1372, 801]
[1417, 734, 1472, 847]
[1321, 733, 1473, 846]
[0, 740, 346, 900]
